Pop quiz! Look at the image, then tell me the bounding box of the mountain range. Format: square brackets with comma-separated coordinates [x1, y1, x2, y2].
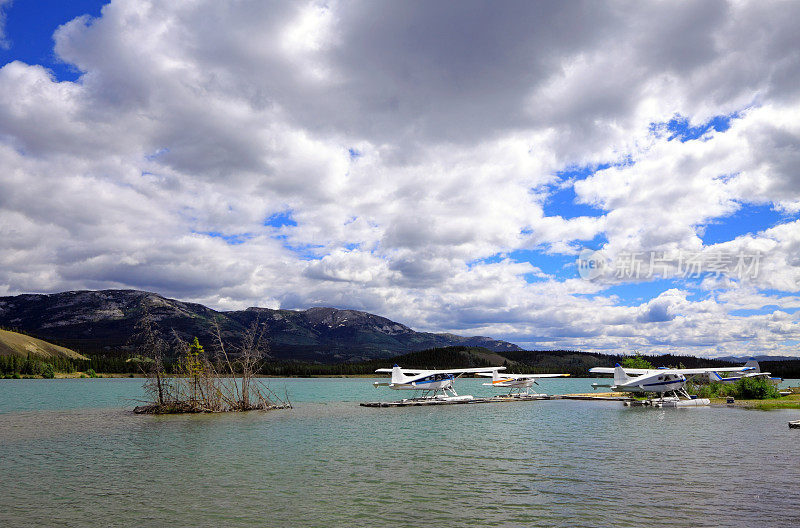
[0, 289, 522, 361]
[715, 355, 800, 363]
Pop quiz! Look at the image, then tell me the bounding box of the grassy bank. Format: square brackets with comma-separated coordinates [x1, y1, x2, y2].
[703, 383, 800, 409]
[710, 392, 800, 410]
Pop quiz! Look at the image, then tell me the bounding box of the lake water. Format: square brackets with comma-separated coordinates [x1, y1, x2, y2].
[1, 377, 799, 527]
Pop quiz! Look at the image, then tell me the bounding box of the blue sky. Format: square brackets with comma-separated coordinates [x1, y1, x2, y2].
[699, 203, 792, 245]
[1, 1, 799, 356]
[0, 1, 104, 81]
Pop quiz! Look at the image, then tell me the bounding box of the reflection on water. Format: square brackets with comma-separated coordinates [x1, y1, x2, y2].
[1, 379, 799, 527]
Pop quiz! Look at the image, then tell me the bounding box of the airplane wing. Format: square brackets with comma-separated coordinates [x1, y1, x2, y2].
[428, 366, 507, 375]
[589, 366, 755, 375]
[670, 366, 755, 375]
[476, 372, 569, 379]
[589, 367, 651, 375]
[374, 367, 506, 375]
[374, 368, 426, 375]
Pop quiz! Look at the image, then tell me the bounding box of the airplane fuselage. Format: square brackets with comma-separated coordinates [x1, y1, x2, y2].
[390, 373, 455, 390]
[615, 373, 686, 394]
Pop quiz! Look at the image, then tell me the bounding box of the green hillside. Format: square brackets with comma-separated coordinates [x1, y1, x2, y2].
[0, 328, 87, 360]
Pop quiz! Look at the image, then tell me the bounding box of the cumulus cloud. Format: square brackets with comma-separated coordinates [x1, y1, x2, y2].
[0, 0, 799, 356]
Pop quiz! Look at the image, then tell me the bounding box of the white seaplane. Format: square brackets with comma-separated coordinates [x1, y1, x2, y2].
[373, 364, 504, 401]
[589, 363, 755, 404]
[477, 369, 570, 396]
[708, 359, 782, 385]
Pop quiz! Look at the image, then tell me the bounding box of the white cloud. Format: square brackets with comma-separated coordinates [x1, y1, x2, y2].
[0, 0, 799, 356]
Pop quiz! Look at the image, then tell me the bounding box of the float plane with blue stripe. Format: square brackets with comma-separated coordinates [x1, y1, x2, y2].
[476, 369, 570, 396]
[373, 365, 504, 400]
[589, 364, 755, 400]
[708, 359, 782, 385]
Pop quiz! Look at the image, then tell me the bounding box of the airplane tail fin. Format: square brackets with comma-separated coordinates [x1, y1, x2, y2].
[613, 363, 630, 386]
[744, 359, 761, 373]
[492, 369, 501, 382]
[390, 365, 406, 385]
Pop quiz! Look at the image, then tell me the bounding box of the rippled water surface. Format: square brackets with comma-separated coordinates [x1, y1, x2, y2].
[2, 378, 799, 527]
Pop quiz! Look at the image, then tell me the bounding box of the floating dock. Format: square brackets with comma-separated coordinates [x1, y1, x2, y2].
[360, 394, 550, 407]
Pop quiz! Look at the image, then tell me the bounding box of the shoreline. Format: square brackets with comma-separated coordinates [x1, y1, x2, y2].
[6, 375, 800, 410]
[708, 393, 800, 410]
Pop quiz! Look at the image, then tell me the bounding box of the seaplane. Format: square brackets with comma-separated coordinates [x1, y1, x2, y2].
[708, 359, 782, 385]
[589, 363, 755, 406]
[373, 364, 504, 401]
[477, 369, 570, 396]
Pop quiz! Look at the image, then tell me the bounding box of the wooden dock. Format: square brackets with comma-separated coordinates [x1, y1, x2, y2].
[553, 392, 631, 402]
[359, 392, 636, 407]
[360, 394, 550, 407]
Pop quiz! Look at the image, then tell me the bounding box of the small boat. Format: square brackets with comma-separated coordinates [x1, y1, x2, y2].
[789, 420, 800, 429]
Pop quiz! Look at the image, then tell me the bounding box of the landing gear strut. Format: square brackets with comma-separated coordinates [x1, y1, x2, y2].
[417, 385, 459, 399]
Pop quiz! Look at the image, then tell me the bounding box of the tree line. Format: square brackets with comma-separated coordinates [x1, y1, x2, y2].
[0, 353, 149, 377]
[4, 339, 800, 379]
